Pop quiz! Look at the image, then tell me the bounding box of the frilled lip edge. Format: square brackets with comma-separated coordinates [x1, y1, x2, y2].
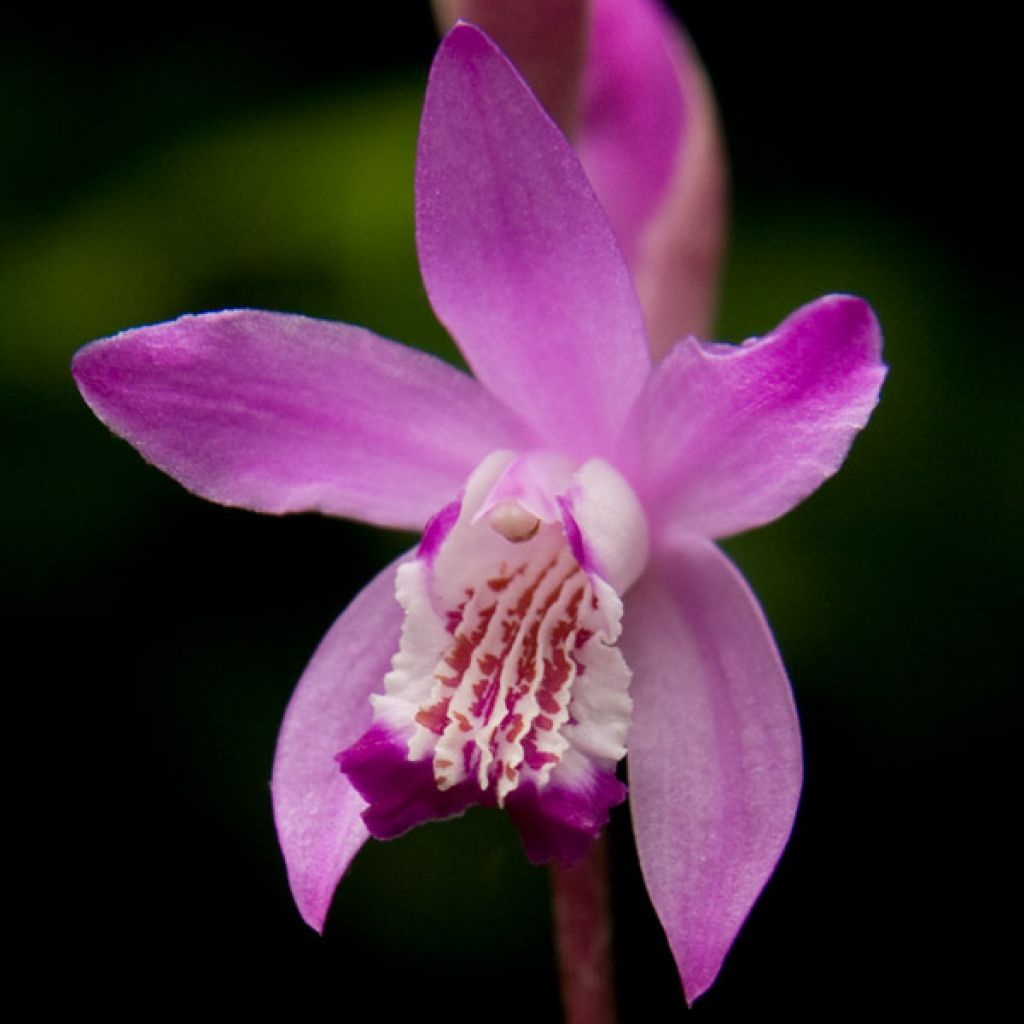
[338, 723, 626, 865]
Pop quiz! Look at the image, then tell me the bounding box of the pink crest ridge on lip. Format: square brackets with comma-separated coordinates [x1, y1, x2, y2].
[70, 15, 886, 1006]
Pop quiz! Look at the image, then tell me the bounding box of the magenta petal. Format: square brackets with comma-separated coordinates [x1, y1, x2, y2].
[417, 24, 650, 458]
[616, 11, 727, 357]
[628, 295, 887, 540]
[271, 556, 407, 932]
[580, 0, 726, 356]
[339, 723, 482, 840]
[339, 730, 626, 869]
[622, 536, 802, 1004]
[341, 723, 626, 867]
[72, 309, 531, 531]
[505, 773, 626, 866]
[579, 0, 684, 273]
[431, 0, 589, 134]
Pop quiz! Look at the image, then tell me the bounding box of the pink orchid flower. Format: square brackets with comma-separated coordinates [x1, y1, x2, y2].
[434, 0, 726, 358]
[71, 24, 885, 1004]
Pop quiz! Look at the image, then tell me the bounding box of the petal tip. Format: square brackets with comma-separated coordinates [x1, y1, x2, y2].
[681, 973, 712, 1009]
[296, 895, 329, 936]
[440, 18, 493, 58]
[272, 784, 349, 937]
[625, 539, 803, 1005]
[813, 292, 886, 363]
[69, 343, 94, 394]
[70, 333, 120, 413]
[288, 870, 333, 936]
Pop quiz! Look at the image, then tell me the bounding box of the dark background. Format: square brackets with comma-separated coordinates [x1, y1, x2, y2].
[3, 3, 1017, 1017]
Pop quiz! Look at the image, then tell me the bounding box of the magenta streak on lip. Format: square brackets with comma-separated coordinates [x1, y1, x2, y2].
[418, 498, 462, 563]
[338, 723, 626, 865]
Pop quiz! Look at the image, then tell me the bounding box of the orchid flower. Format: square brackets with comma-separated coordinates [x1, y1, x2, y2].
[71, 24, 885, 1005]
[434, 0, 726, 357]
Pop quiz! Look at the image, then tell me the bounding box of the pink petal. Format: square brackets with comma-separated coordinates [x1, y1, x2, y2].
[626, 295, 887, 540]
[72, 309, 531, 531]
[340, 727, 627, 869]
[596, 1, 726, 358]
[416, 24, 650, 458]
[338, 722, 482, 840]
[271, 555, 407, 932]
[431, 0, 589, 134]
[622, 535, 802, 1004]
[432, 1, 727, 359]
[578, 0, 684, 270]
[505, 772, 626, 865]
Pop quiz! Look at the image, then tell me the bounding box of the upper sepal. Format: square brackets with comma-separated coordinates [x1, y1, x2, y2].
[434, 0, 727, 358]
[431, 0, 589, 134]
[417, 24, 651, 459]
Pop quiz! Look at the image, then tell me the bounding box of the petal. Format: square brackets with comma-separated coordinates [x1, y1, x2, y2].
[432, 1, 727, 360]
[622, 535, 802, 1004]
[581, 0, 724, 356]
[578, 0, 685, 269]
[271, 554, 407, 932]
[416, 24, 650, 458]
[626, 295, 887, 540]
[599, 3, 726, 358]
[339, 554, 487, 840]
[473, 450, 576, 526]
[430, 0, 589, 135]
[505, 772, 626, 865]
[339, 722, 483, 839]
[72, 309, 531, 531]
[565, 457, 649, 594]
